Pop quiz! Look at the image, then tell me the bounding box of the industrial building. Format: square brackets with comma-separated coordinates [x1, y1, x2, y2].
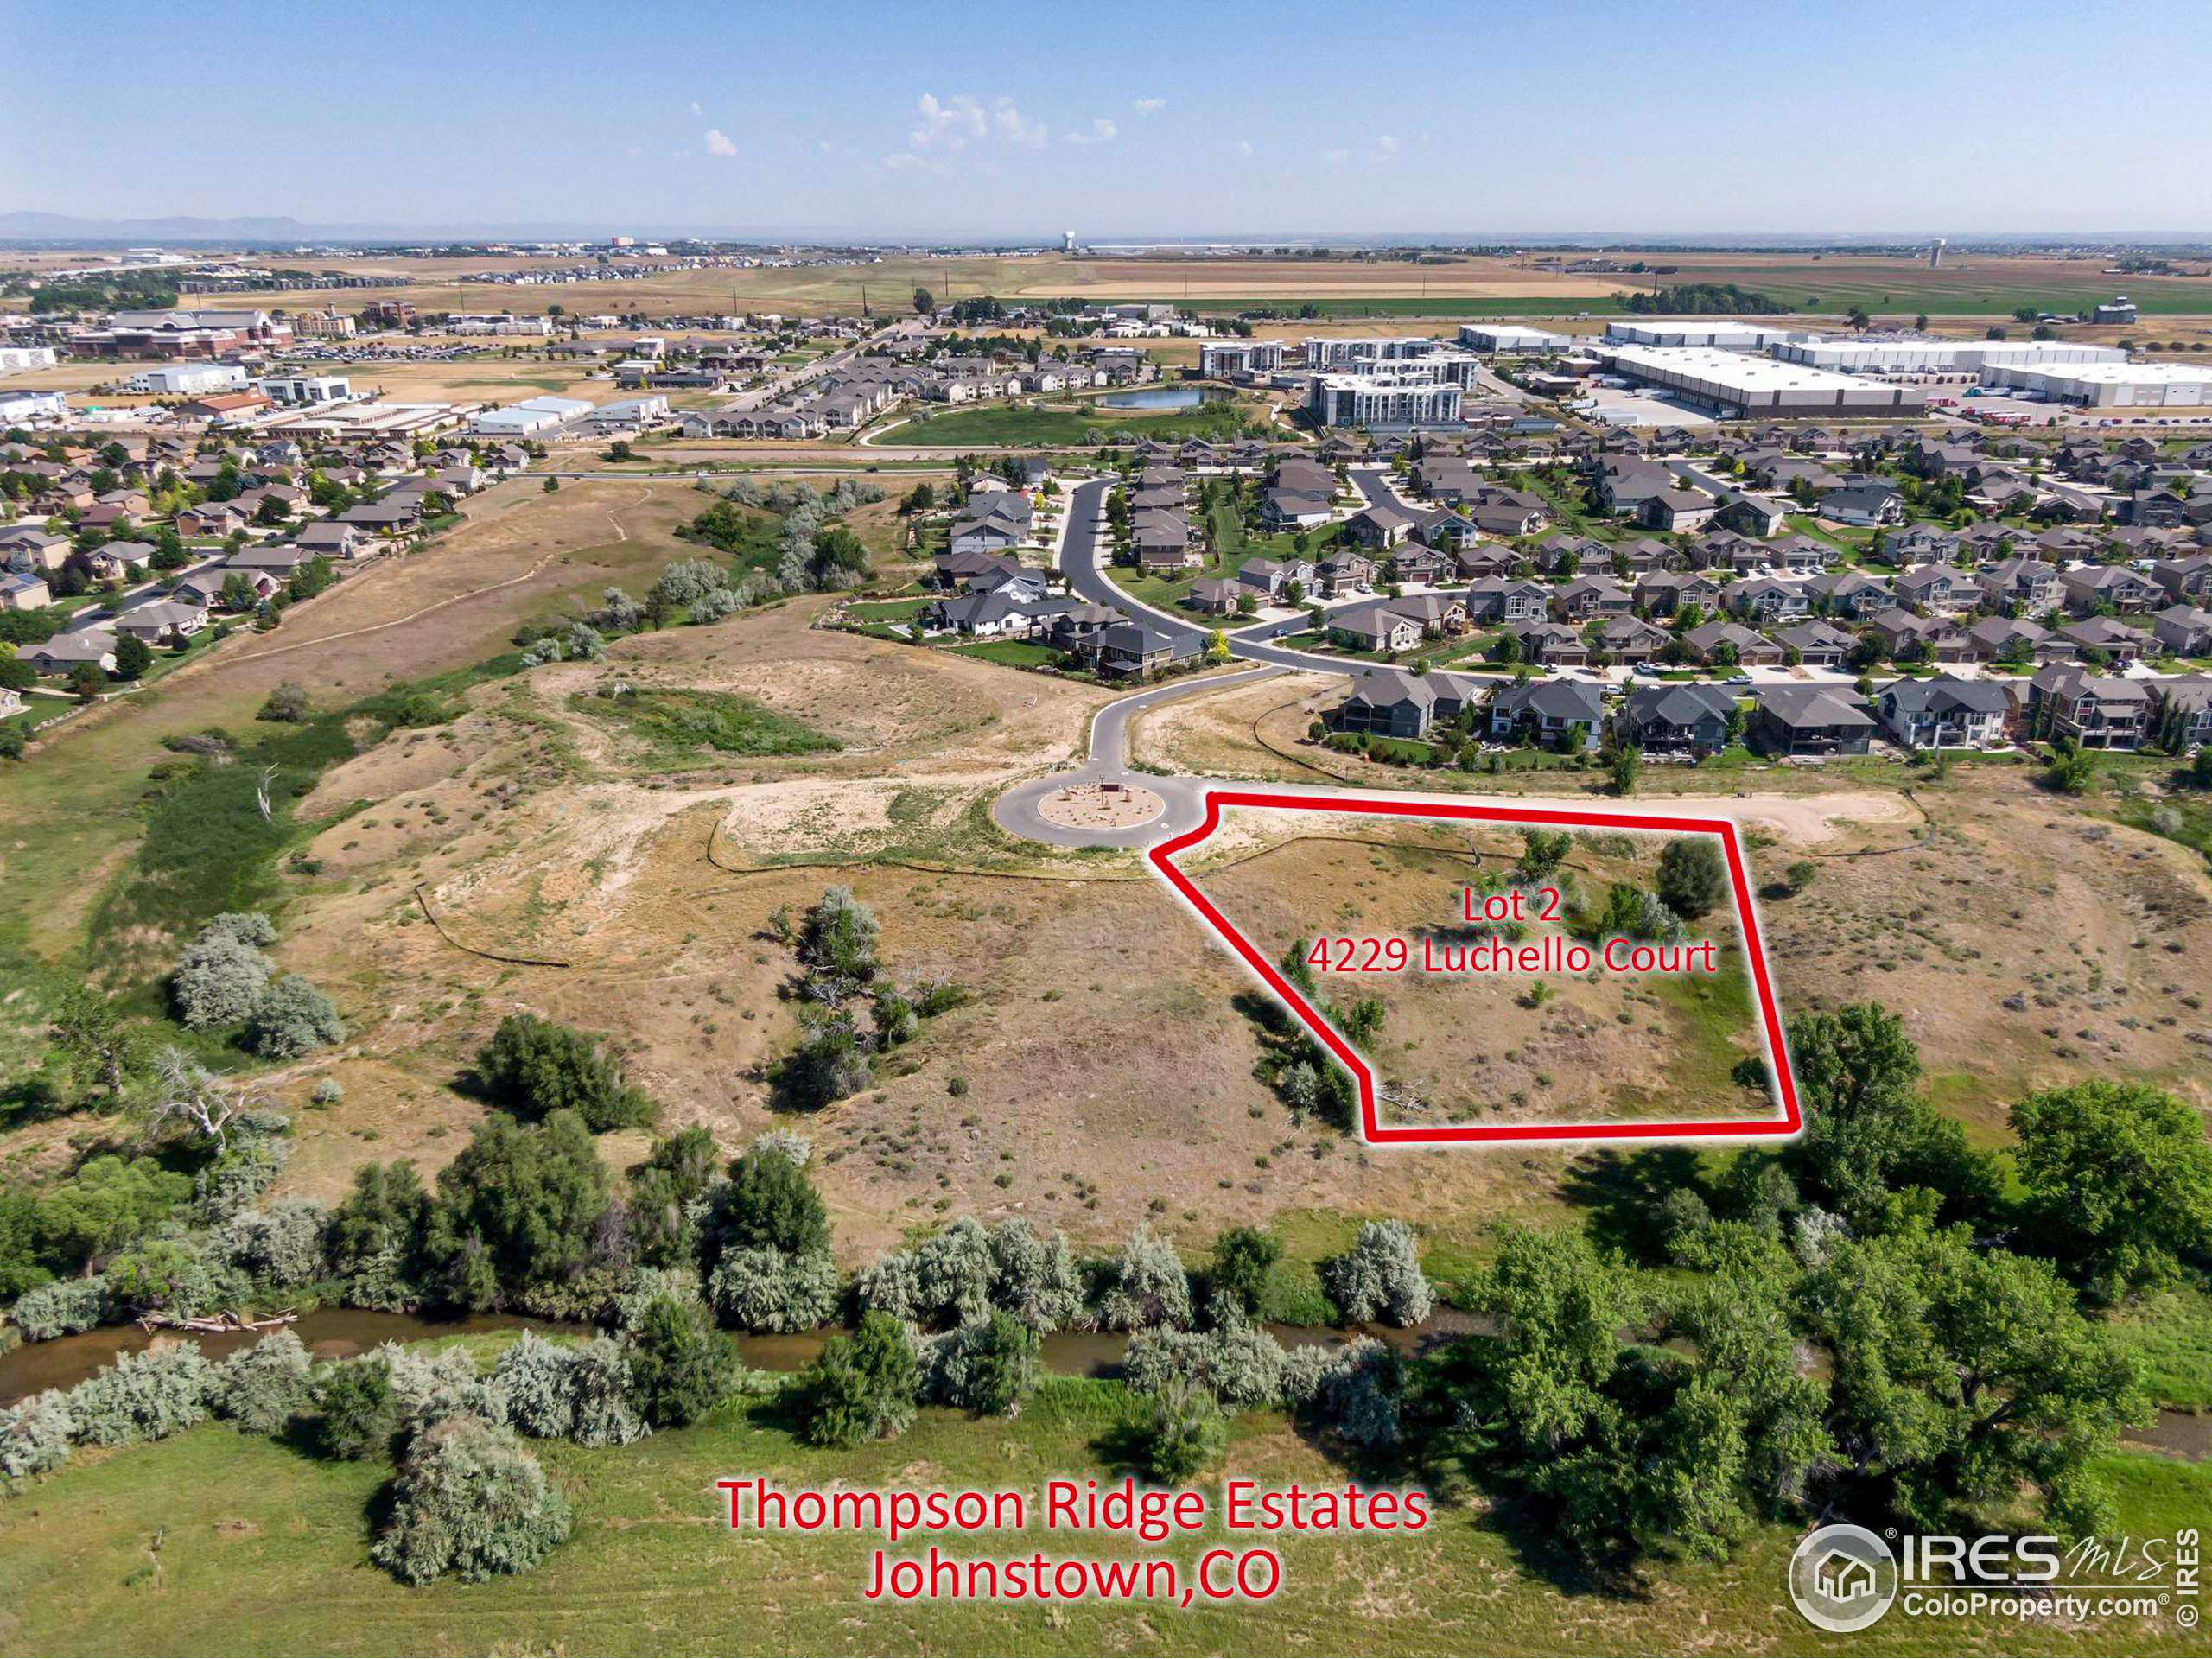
[1593, 346, 1926, 417]
[0, 346, 58, 372]
[1980, 360, 2210, 408]
[468, 394, 595, 435]
[257, 374, 353, 405]
[1771, 336, 2126, 373]
[127, 363, 250, 396]
[1458, 323, 1572, 354]
[1306, 372, 1462, 428]
[1198, 339, 1287, 378]
[1605, 320, 1800, 351]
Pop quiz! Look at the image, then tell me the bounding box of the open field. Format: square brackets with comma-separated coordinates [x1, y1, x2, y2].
[52, 247, 2209, 323]
[0, 1379, 2201, 1658]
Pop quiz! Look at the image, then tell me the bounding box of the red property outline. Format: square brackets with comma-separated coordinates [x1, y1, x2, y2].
[1147, 788, 1803, 1147]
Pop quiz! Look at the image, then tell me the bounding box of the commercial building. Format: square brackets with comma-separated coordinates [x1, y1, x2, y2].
[448, 313, 555, 337]
[1458, 323, 1572, 354]
[1771, 336, 2125, 373]
[77, 308, 290, 358]
[1593, 346, 1925, 418]
[2094, 296, 2139, 325]
[128, 363, 249, 395]
[1198, 339, 1287, 378]
[1980, 360, 2210, 408]
[1306, 372, 1461, 427]
[1605, 320, 1799, 351]
[468, 394, 594, 435]
[257, 374, 353, 405]
[0, 389, 67, 424]
[289, 308, 358, 340]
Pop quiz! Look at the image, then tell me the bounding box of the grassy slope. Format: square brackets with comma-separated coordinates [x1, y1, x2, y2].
[1, 1380, 2202, 1658]
[896, 396, 1252, 448]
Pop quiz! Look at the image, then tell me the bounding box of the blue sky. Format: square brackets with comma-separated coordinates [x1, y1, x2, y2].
[3, 0, 2209, 238]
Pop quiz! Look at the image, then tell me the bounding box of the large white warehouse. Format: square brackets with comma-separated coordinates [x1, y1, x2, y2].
[1980, 361, 2211, 408]
[1605, 320, 1800, 351]
[1458, 323, 1572, 353]
[1594, 346, 1926, 417]
[1773, 336, 2126, 373]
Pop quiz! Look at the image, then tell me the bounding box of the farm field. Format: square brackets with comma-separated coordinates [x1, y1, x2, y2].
[60, 246, 2211, 325]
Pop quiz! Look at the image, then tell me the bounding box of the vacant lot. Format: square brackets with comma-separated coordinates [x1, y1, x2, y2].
[1186, 813, 1770, 1128]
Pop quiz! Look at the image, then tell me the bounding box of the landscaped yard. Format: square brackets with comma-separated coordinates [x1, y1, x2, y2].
[567, 686, 844, 763]
[949, 638, 1064, 669]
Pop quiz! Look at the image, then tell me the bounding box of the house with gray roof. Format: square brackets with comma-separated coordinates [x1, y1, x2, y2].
[1614, 682, 1738, 752]
[1487, 678, 1607, 749]
[1751, 685, 1876, 756]
[1877, 675, 2013, 749]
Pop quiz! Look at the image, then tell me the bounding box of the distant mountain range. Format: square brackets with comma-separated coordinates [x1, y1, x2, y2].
[3, 210, 2207, 251]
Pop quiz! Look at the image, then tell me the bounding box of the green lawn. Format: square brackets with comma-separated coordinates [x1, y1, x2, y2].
[1, 1386, 2201, 1657]
[949, 639, 1063, 669]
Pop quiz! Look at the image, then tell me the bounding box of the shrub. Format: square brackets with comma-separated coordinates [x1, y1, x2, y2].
[1207, 1226, 1281, 1319]
[719, 1144, 830, 1257]
[104, 1236, 245, 1322]
[210, 1329, 314, 1434]
[1279, 1338, 1374, 1408]
[798, 1311, 920, 1448]
[987, 1219, 1084, 1332]
[10, 1275, 112, 1341]
[1322, 1221, 1433, 1326]
[425, 1111, 611, 1309]
[626, 1294, 739, 1427]
[493, 1331, 647, 1446]
[1655, 836, 1728, 920]
[372, 1414, 573, 1586]
[1094, 1224, 1193, 1331]
[855, 1217, 991, 1327]
[247, 974, 344, 1059]
[316, 1357, 402, 1459]
[0, 1391, 73, 1489]
[310, 1077, 346, 1106]
[709, 1246, 840, 1332]
[67, 1342, 213, 1445]
[327, 1160, 429, 1310]
[223, 1198, 329, 1287]
[778, 1014, 872, 1109]
[257, 682, 311, 723]
[1123, 1318, 1287, 1408]
[474, 1013, 656, 1132]
[193, 1131, 291, 1226]
[924, 1310, 1039, 1416]
[1140, 1375, 1229, 1482]
[170, 927, 273, 1030]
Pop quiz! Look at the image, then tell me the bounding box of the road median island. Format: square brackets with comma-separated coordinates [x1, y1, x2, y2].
[1148, 787, 1803, 1147]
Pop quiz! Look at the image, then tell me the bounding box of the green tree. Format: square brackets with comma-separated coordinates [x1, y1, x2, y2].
[626, 1294, 740, 1427]
[1608, 745, 1640, 796]
[474, 1013, 656, 1132]
[720, 1143, 830, 1258]
[1208, 1226, 1281, 1319]
[1141, 1375, 1229, 1481]
[1805, 1220, 2146, 1535]
[111, 633, 153, 681]
[425, 1111, 612, 1308]
[35, 1154, 190, 1270]
[1655, 836, 1727, 919]
[798, 1311, 919, 1447]
[2011, 1082, 2212, 1296]
[912, 287, 936, 316]
[48, 984, 138, 1101]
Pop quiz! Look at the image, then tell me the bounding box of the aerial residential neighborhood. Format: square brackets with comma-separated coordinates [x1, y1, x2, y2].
[2, 6, 2210, 1659]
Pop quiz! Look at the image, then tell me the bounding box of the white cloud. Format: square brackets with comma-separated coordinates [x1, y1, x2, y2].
[1323, 147, 1351, 172]
[703, 128, 737, 157]
[1373, 133, 1401, 162]
[1065, 118, 1118, 145]
[1233, 138, 1255, 157]
[1133, 97, 1166, 115]
[893, 92, 1048, 172]
[689, 100, 702, 116]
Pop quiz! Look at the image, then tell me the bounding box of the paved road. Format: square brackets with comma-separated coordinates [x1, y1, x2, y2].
[989, 660, 1283, 849]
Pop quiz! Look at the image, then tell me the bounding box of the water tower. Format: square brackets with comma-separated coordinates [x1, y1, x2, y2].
[1929, 238, 1946, 269]
[1062, 230, 1076, 254]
